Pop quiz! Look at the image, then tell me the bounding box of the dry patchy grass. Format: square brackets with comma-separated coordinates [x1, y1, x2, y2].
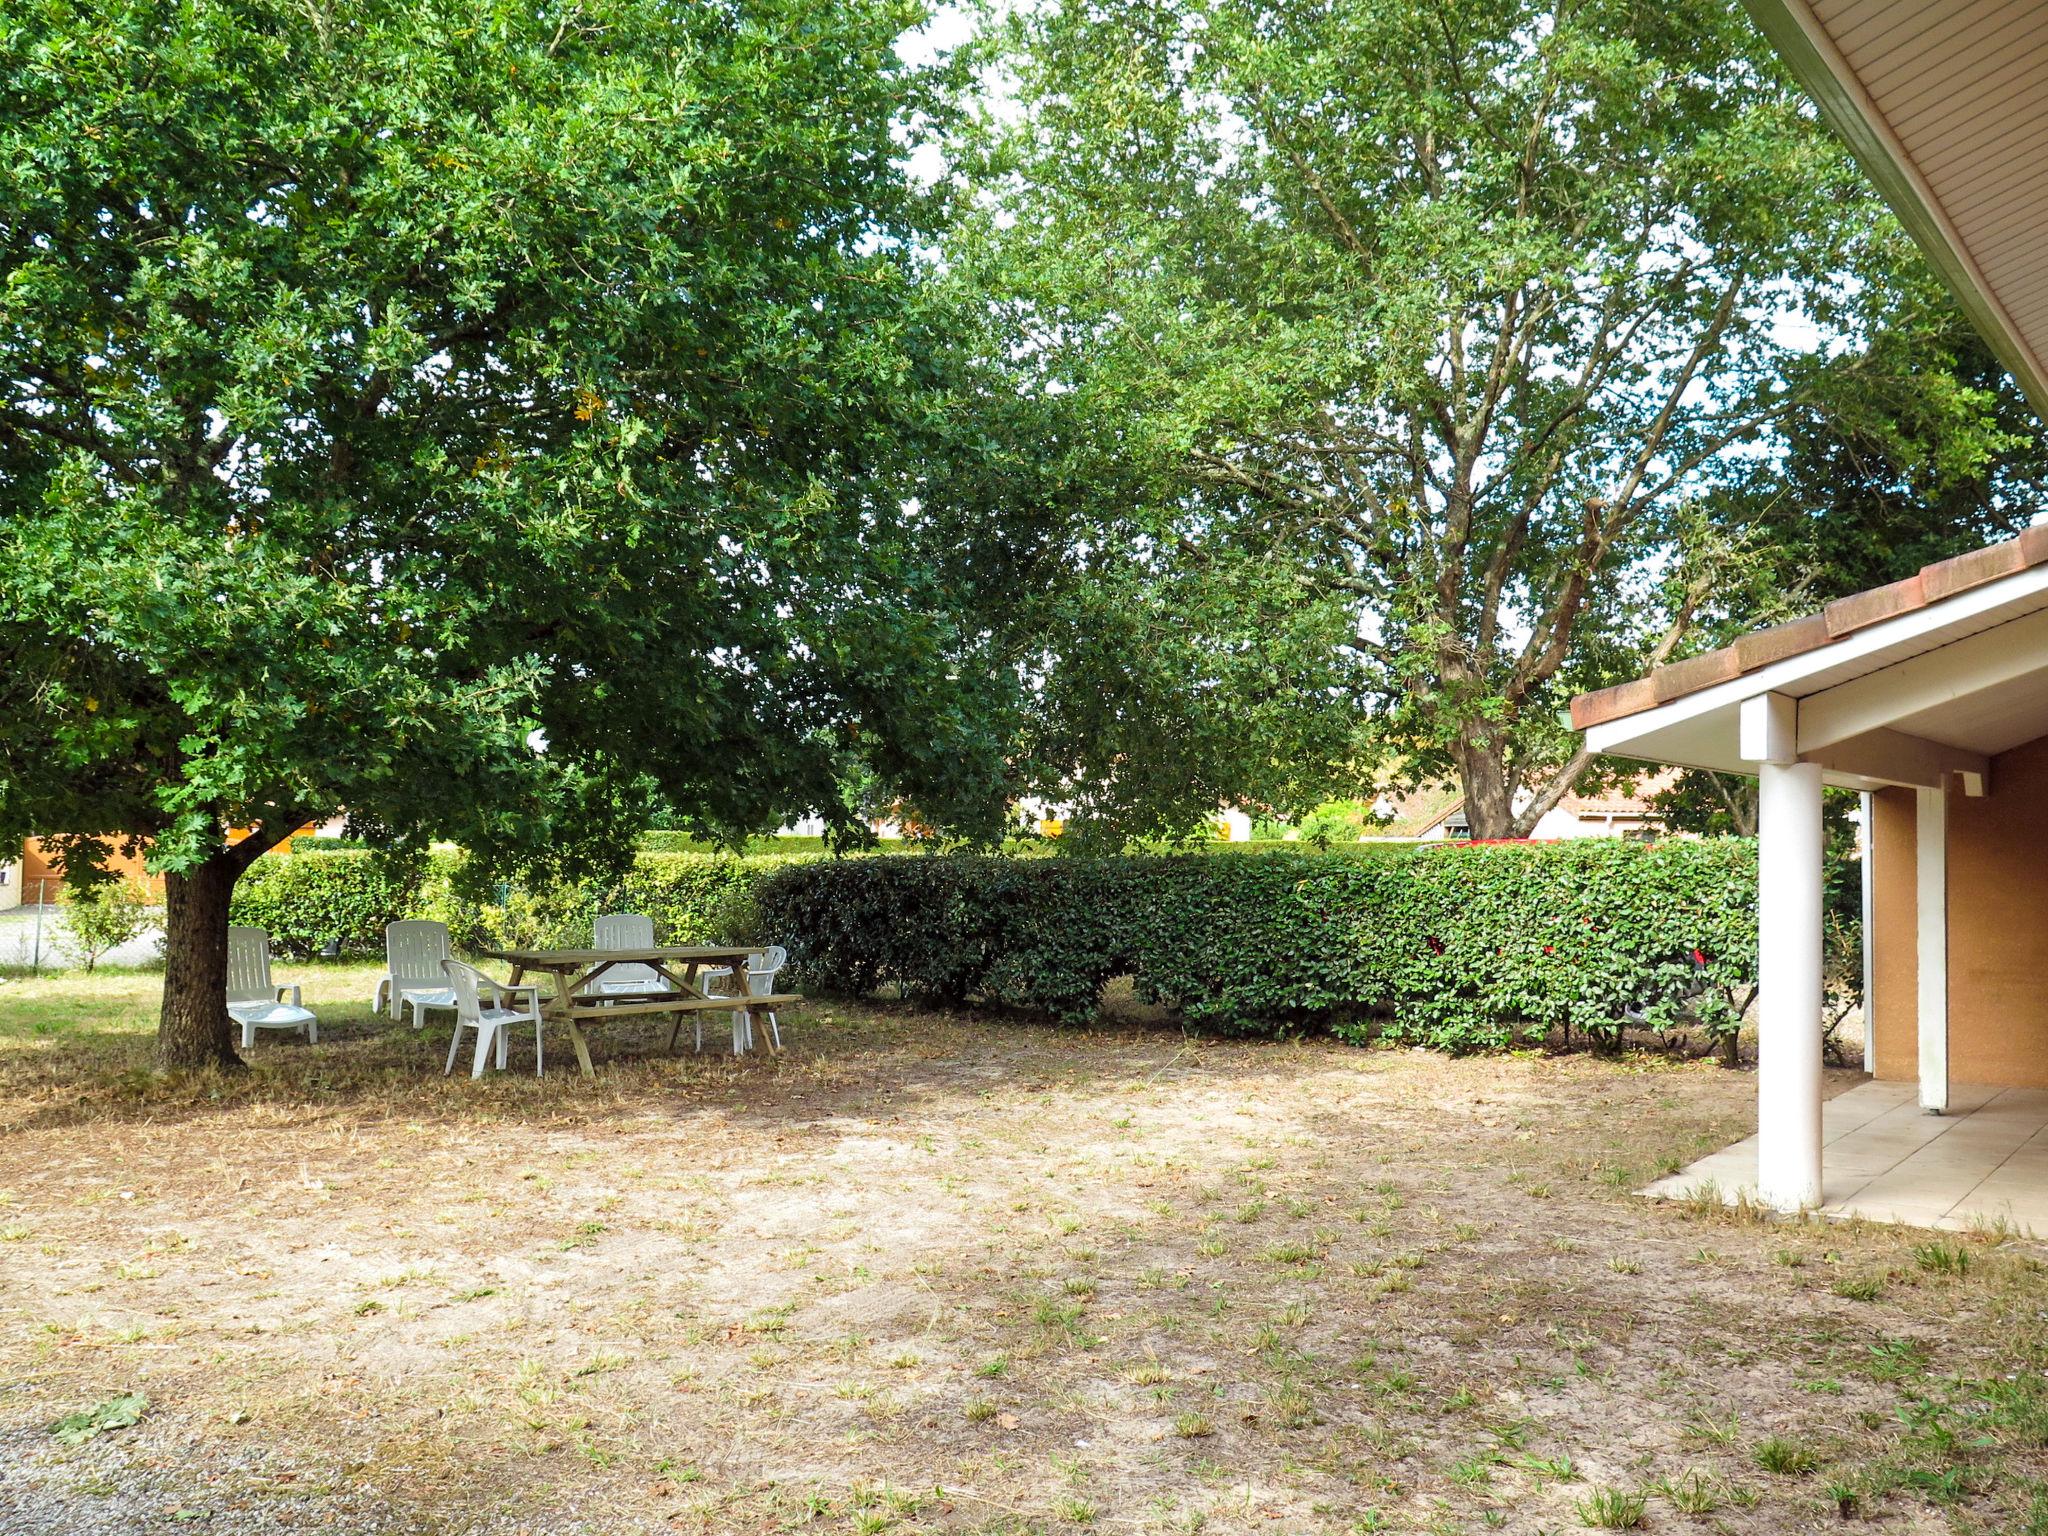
[3, 964, 2047, 1533]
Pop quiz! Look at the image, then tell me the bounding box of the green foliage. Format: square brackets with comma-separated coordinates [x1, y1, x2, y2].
[957, 0, 2015, 837]
[425, 851, 800, 954]
[1747, 319, 2048, 613]
[636, 832, 831, 856]
[0, 0, 1039, 1063]
[1574, 1486, 1647, 1529]
[751, 842, 1757, 1048]
[58, 879, 153, 972]
[242, 840, 1754, 1051]
[229, 853, 428, 958]
[49, 1392, 149, 1447]
[230, 850, 811, 959]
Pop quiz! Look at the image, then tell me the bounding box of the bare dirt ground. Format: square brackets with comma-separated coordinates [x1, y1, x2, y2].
[1, 965, 2044, 1535]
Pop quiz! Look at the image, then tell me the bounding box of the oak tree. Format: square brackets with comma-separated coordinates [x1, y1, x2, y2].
[0, 0, 1024, 1068]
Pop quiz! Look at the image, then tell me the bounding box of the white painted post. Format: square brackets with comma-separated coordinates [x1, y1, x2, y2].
[1757, 759, 1826, 1212]
[1916, 785, 1948, 1114]
[1860, 791, 1875, 1075]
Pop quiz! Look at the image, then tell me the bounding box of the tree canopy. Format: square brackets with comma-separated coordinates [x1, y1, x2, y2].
[0, 0, 1035, 1067]
[956, 0, 2036, 837]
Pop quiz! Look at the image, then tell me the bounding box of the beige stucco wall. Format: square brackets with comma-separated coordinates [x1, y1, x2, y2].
[1869, 736, 2048, 1089]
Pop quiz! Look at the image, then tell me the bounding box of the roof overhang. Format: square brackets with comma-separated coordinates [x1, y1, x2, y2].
[1583, 551, 2048, 793]
[1741, 0, 2048, 416]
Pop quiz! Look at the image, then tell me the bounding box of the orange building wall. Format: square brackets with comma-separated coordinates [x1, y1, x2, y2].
[19, 838, 160, 899]
[1945, 736, 2048, 1086]
[1870, 736, 2048, 1090]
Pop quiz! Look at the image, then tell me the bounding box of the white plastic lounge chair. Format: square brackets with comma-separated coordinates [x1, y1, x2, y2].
[226, 926, 318, 1048]
[375, 920, 456, 1028]
[442, 960, 544, 1079]
[587, 912, 666, 997]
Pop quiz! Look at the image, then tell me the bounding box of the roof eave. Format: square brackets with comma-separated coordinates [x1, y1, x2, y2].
[1741, 0, 2048, 418]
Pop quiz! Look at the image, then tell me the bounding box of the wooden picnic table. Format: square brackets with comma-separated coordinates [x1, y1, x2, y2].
[477, 945, 802, 1078]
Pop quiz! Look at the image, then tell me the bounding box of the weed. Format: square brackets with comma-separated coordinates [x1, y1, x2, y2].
[49, 1393, 148, 1447]
[1653, 1469, 1718, 1514]
[1913, 1240, 1970, 1276]
[1753, 1436, 1819, 1475]
[1574, 1486, 1645, 1528]
[1680, 1409, 1739, 1447]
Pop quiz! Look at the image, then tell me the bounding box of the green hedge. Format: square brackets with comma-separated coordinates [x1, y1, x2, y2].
[229, 852, 427, 956]
[636, 830, 834, 855]
[749, 841, 1758, 1050]
[230, 850, 811, 958]
[230, 839, 1761, 1053]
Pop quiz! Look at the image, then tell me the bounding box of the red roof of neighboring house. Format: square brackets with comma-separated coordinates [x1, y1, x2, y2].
[1557, 769, 1678, 816]
[1570, 527, 2048, 732]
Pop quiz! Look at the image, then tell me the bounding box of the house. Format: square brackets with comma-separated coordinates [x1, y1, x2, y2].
[1408, 782, 1672, 842]
[8, 838, 157, 903]
[1577, 534, 2048, 1220]
[1576, 0, 2048, 1223]
[1365, 775, 1673, 842]
[7, 823, 326, 903]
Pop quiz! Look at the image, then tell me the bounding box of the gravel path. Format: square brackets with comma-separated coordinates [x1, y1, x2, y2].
[0, 1417, 573, 1534]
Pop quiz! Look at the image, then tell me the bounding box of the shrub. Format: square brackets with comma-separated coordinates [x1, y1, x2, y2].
[636, 830, 832, 855]
[751, 841, 1757, 1050]
[229, 838, 1760, 1054]
[58, 879, 154, 971]
[231, 851, 428, 957]
[419, 851, 802, 952]
[230, 848, 813, 958]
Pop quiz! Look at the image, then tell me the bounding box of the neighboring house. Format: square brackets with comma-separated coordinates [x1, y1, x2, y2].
[12, 837, 158, 902]
[1361, 776, 1673, 842]
[11, 823, 329, 901]
[1573, 0, 2048, 1222]
[1010, 797, 1251, 842]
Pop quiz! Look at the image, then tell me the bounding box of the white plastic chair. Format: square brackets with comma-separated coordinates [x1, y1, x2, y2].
[587, 912, 666, 997]
[669, 945, 784, 1055]
[226, 926, 318, 1048]
[736, 944, 789, 1053]
[375, 920, 456, 1028]
[442, 960, 544, 1079]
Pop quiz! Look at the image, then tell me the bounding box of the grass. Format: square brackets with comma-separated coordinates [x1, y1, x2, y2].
[2, 963, 2047, 1532]
[1753, 1435, 1821, 1475]
[1574, 1486, 1646, 1528]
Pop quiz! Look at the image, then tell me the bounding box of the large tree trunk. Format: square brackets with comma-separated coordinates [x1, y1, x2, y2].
[1456, 733, 1518, 840]
[157, 852, 243, 1073]
[154, 821, 301, 1073]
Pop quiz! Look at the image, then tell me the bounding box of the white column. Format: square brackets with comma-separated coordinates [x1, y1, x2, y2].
[1757, 759, 1825, 1211]
[1860, 791, 1875, 1074]
[1916, 785, 1949, 1113]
